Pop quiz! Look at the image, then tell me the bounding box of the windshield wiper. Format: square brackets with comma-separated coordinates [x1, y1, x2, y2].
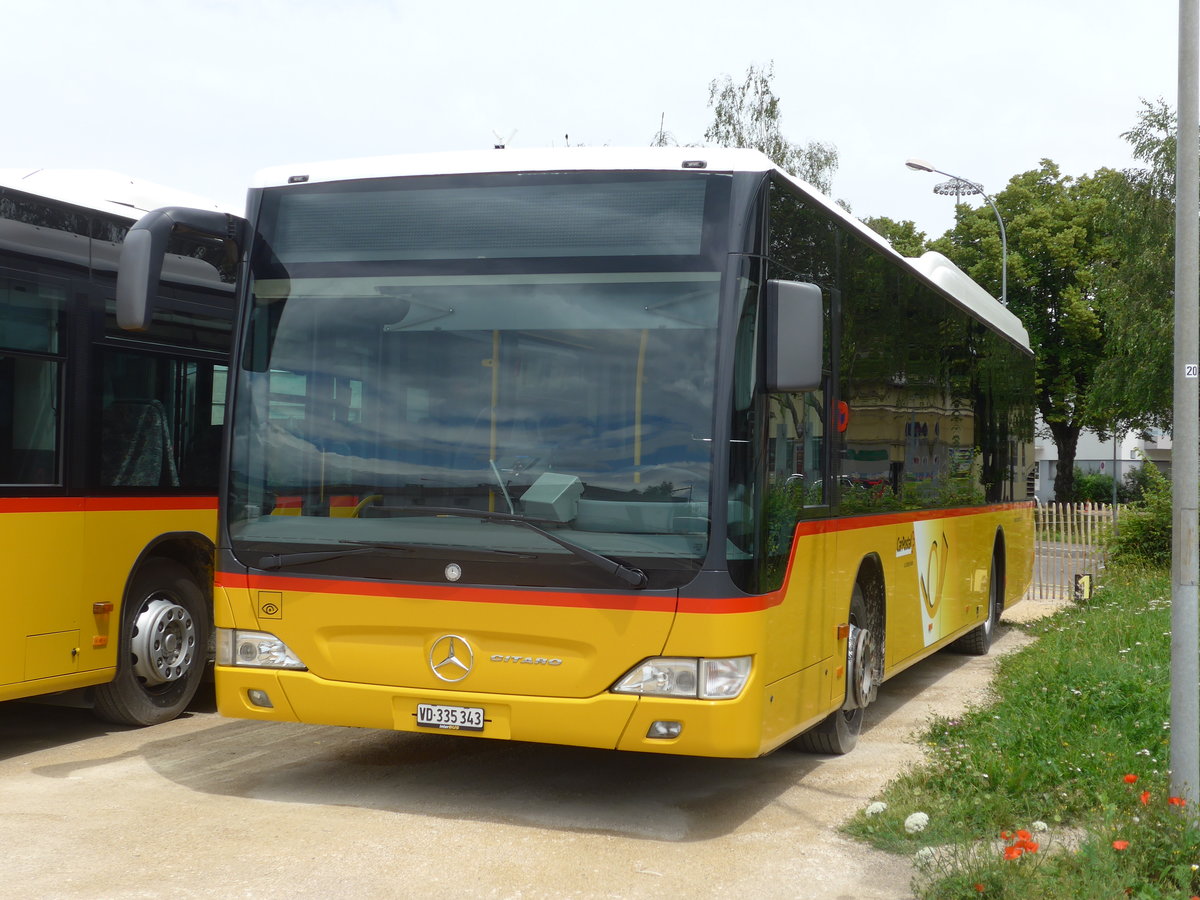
[256, 540, 415, 571]
[389, 506, 648, 589]
[255, 537, 543, 571]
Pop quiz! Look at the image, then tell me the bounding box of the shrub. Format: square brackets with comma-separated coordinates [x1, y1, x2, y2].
[1072, 468, 1119, 504]
[1121, 463, 1157, 503]
[1110, 457, 1171, 568]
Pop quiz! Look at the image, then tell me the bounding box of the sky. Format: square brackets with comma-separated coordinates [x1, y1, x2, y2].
[4, 0, 1184, 238]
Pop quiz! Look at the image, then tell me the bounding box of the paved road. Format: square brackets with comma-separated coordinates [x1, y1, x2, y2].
[0, 615, 1046, 900]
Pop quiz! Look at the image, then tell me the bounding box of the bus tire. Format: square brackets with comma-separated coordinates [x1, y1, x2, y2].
[792, 583, 876, 755]
[950, 552, 1002, 656]
[93, 558, 209, 726]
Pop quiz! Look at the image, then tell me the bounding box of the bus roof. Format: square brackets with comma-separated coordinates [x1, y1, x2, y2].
[252, 147, 1030, 352]
[0, 168, 228, 220]
[907, 251, 1030, 351]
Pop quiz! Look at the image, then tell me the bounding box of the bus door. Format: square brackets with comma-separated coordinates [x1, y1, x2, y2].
[0, 271, 83, 685]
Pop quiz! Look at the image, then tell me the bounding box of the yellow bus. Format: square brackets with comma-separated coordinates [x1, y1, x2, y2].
[0, 169, 233, 725]
[117, 148, 1034, 756]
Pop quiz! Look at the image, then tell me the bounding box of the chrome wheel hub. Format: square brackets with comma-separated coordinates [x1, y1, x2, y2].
[844, 624, 879, 710]
[130, 597, 197, 686]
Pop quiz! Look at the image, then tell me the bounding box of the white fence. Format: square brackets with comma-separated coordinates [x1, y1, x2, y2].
[1030, 501, 1120, 601]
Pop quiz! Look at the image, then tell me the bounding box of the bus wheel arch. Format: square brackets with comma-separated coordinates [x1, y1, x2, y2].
[92, 536, 213, 726]
[792, 556, 886, 755]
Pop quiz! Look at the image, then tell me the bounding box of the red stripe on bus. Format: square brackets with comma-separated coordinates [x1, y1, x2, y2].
[0, 496, 216, 514]
[794, 501, 1033, 537]
[218, 572, 678, 613]
[216, 502, 1031, 615]
[85, 497, 217, 512]
[0, 497, 85, 513]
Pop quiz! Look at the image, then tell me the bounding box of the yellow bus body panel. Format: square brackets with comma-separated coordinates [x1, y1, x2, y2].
[215, 503, 1032, 758]
[0, 498, 215, 703]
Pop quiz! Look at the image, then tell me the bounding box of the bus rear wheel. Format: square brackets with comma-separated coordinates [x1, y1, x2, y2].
[792, 583, 878, 755]
[93, 558, 209, 726]
[950, 553, 1002, 656]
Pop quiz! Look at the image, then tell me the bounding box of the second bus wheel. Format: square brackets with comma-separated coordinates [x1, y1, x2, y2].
[93, 558, 210, 726]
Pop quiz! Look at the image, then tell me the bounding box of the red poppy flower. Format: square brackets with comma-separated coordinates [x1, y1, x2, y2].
[974, 885, 985, 893]
[1112, 840, 1130, 851]
[1000, 830, 1013, 841]
[1016, 829, 1031, 841]
[1169, 796, 1187, 807]
[1003, 845, 1024, 860]
[1140, 790, 1151, 805]
[1020, 840, 1040, 853]
[1123, 774, 1138, 784]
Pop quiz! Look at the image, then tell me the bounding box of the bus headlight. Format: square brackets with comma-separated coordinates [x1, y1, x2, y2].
[611, 656, 751, 700]
[216, 628, 307, 670]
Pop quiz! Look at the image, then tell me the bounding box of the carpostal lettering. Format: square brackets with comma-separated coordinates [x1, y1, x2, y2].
[896, 535, 915, 558]
[491, 655, 564, 666]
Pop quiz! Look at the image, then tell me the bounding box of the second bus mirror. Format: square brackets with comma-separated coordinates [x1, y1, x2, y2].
[765, 280, 824, 393]
[116, 207, 245, 331]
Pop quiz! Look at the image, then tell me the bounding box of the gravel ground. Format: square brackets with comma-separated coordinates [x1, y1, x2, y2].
[0, 596, 1064, 900]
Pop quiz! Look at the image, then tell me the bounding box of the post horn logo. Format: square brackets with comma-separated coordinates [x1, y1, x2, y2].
[919, 532, 950, 616]
[429, 634, 474, 683]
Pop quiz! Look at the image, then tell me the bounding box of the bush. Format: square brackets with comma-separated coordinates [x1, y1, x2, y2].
[1121, 463, 1157, 504]
[1072, 469, 1118, 504]
[1071, 462, 1160, 505]
[1110, 458, 1171, 568]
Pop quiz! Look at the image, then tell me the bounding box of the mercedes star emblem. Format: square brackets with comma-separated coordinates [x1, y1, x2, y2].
[429, 634, 474, 682]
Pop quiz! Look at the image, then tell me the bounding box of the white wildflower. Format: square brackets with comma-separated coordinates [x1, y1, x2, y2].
[904, 812, 930, 834]
[1031, 821, 1048, 833]
[865, 801, 888, 817]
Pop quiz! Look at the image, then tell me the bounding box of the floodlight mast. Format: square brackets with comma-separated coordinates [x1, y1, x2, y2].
[905, 158, 1008, 305]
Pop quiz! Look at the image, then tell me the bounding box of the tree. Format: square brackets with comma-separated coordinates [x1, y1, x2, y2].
[1087, 100, 1179, 433]
[933, 161, 1112, 501]
[705, 62, 838, 194]
[650, 113, 677, 148]
[863, 216, 928, 258]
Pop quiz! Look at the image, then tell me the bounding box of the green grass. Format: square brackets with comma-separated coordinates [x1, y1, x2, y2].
[844, 567, 1200, 898]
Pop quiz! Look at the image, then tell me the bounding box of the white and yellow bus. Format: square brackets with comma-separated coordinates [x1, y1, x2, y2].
[117, 148, 1034, 756]
[0, 169, 232, 725]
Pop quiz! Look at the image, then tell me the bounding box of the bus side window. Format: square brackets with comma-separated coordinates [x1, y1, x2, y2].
[769, 390, 827, 507]
[0, 354, 59, 485]
[95, 350, 224, 491]
[101, 399, 179, 488]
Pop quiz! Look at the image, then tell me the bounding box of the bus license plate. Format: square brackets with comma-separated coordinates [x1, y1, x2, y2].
[416, 703, 485, 732]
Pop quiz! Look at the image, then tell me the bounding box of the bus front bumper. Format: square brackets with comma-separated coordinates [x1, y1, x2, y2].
[215, 666, 770, 758]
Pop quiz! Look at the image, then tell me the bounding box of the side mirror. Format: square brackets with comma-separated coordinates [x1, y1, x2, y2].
[765, 280, 824, 392]
[116, 207, 245, 331]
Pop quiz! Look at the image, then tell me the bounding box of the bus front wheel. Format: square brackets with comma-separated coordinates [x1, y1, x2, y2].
[93, 558, 209, 726]
[792, 583, 878, 755]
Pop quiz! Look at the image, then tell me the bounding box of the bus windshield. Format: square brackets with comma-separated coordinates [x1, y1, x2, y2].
[227, 172, 728, 589]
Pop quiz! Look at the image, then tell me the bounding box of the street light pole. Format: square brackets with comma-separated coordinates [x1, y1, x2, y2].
[905, 158, 1008, 305]
[1171, 0, 1200, 807]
